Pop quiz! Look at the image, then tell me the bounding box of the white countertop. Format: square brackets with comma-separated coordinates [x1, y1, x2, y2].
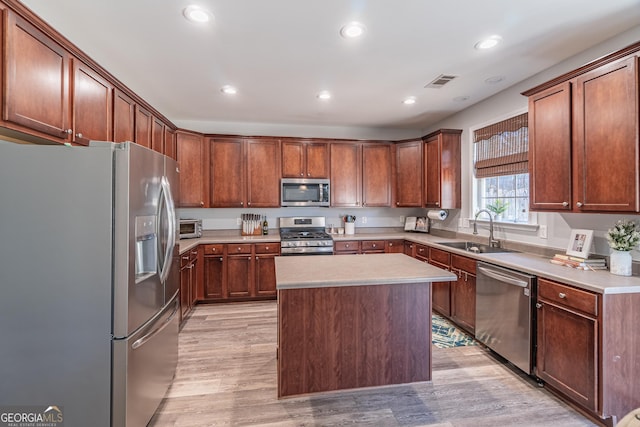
[275, 253, 457, 290]
[179, 229, 640, 295]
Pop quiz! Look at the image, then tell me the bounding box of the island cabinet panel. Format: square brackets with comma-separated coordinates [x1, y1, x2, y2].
[278, 283, 431, 397]
[4, 11, 70, 141]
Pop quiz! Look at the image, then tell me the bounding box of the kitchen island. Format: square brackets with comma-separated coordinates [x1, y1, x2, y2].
[275, 253, 457, 398]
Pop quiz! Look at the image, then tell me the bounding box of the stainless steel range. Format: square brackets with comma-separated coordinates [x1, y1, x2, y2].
[279, 216, 334, 255]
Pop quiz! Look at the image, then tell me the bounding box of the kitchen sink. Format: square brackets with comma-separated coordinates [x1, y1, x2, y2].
[438, 241, 517, 254]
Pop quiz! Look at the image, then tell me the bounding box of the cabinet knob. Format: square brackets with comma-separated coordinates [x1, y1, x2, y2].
[200, 201, 204, 207]
[396, 202, 400, 206]
[219, 257, 223, 262]
[536, 303, 542, 309]
[576, 202, 583, 208]
[237, 247, 242, 252]
[372, 244, 376, 248]
[562, 201, 569, 207]
[265, 246, 269, 250]
[345, 244, 350, 248]
[76, 132, 83, 138]
[64, 128, 72, 135]
[240, 202, 244, 206]
[247, 202, 251, 206]
[307, 173, 310, 176]
[300, 173, 304, 176]
[435, 202, 439, 206]
[559, 292, 566, 299]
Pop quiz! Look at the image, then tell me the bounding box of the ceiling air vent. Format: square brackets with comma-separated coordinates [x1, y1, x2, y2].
[425, 74, 457, 89]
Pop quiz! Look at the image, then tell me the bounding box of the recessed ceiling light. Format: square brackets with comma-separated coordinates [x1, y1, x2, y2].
[183, 5, 212, 23]
[317, 90, 331, 100]
[474, 35, 502, 50]
[221, 85, 237, 95]
[485, 76, 505, 84]
[402, 97, 416, 105]
[340, 22, 366, 38]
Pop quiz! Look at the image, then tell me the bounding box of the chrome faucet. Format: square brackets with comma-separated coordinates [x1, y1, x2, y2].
[474, 209, 500, 248]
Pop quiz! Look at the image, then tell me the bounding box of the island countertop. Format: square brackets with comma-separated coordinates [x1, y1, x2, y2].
[275, 253, 457, 290]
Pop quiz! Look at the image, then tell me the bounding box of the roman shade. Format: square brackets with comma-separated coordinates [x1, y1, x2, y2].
[474, 113, 528, 178]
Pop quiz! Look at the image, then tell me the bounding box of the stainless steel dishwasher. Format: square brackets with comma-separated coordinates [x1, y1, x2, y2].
[476, 262, 536, 374]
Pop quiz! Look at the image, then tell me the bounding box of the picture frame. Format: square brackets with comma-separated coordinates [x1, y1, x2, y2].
[566, 229, 594, 258]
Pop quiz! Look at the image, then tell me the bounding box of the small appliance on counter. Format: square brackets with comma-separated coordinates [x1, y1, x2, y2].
[404, 216, 429, 233]
[179, 218, 202, 239]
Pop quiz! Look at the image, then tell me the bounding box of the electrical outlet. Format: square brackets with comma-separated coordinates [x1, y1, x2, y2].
[539, 225, 548, 239]
[362, 216, 367, 224]
[399, 216, 405, 224]
[236, 217, 242, 225]
[462, 218, 470, 228]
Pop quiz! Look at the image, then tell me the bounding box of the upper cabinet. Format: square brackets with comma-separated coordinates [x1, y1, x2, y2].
[210, 137, 281, 208]
[395, 140, 423, 207]
[72, 60, 113, 143]
[3, 11, 71, 141]
[525, 48, 640, 213]
[282, 140, 329, 178]
[135, 105, 152, 149]
[423, 129, 461, 210]
[176, 130, 208, 208]
[113, 89, 135, 143]
[362, 144, 392, 207]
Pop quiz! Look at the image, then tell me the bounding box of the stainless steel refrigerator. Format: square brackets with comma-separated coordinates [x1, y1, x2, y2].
[0, 141, 180, 426]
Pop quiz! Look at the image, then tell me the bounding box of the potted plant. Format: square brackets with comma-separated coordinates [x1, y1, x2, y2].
[486, 199, 509, 220]
[606, 219, 640, 276]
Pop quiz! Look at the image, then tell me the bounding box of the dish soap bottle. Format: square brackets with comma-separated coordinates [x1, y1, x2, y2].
[262, 215, 268, 235]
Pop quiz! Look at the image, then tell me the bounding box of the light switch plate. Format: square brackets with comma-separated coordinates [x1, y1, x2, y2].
[539, 225, 548, 239]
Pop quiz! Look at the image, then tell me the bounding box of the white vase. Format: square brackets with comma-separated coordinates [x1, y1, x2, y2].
[345, 222, 355, 235]
[610, 249, 632, 276]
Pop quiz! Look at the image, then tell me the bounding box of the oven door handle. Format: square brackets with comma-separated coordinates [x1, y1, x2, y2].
[478, 266, 528, 288]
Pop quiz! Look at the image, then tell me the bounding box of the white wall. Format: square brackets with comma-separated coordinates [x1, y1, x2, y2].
[423, 25, 640, 257]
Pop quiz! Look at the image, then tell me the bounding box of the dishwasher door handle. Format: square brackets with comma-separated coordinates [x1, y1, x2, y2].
[478, 266, 529, 288]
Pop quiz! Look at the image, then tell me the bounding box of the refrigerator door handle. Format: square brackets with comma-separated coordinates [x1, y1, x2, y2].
[131, 299, 179, 350]
[158, 176, 177, 284]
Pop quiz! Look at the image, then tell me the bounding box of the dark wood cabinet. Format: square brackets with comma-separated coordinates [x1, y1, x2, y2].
[113, 89, 135, 143]
[361, 240, 385, 254]
[72, 60, 113, 143]
[395, 140, 423, 207]
[134, 105, 152, 149]
[176, 130, 207, 207]
[254, 243, 279, 297]
[330, 142, 362, 207]
[526, 53, 640, 213]
[211, 138, 281, 208]
[423, 129, 461, 209]
[536, 278, 598, 412]
[362, 144, 392, 207]
[449, 254, 476, 333]
[4, 11, 70, 141]
[334, 240, 360, 254]
[179, 247, 199, 324]
[151, 116, 165, 153]
[427, 247, 451, 317]
[404, 241, 416, 257]
[202, 244, 224, 300]
[227, 245, 253, 298]
[164, 127, 177, 160]
[282, 140, 329, 178]
[386, 240, 405, 253]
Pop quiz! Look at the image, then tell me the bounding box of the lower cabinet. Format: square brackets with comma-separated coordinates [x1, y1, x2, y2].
[386, 239, 405, 253]
[200, 242, 280, 302]
[179, 247, 199, 324]
[426, 247, 451, 318]
[334, 239, 408, 255]
[450, 254, 476, 333]
[536, 278, 599, 412]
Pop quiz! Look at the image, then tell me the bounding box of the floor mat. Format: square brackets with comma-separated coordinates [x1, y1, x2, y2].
[432, 313, 478, 348]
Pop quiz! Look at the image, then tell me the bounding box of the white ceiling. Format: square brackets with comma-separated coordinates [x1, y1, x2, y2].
[20, 0, 640, 135]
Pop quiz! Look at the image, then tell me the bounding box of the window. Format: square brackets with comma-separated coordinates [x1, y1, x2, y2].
[473, 112, 530, 223]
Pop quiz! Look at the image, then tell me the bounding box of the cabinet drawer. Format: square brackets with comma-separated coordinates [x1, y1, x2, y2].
[255, 242, 280, 254]
[415, 244, 429, 260]
[429, 247, 450, 265]
[203, 244, 224, 255]
[538, 278, 598, 317]
[361, 240, 385, 251]
[335, 241, 359, 252]
[451, 254, 476, 274]
[227, 244, 252, 255]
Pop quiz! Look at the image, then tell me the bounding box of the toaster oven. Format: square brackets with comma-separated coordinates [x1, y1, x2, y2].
[179, 219, 202, 239]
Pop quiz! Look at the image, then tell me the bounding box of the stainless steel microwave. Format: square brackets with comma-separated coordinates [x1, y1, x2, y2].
[281, 178, 330, 207]
[179, 219, 202, 239]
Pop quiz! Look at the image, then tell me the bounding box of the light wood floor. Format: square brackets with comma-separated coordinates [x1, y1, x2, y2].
[149, 301, 597, 427]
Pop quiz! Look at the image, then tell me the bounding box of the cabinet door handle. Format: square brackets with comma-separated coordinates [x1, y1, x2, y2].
[562, 201, 569, 207]
[182, 255, 189, 260]
[536, 303, 542, 309]
[559, 292, 566, 299]
[576, 202, 583, 208]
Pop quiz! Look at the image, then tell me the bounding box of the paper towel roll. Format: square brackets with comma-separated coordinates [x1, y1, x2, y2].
[427, 210, 448, 221]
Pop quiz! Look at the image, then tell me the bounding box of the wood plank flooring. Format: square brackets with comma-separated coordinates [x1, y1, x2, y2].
[149, 301, 597, 427]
